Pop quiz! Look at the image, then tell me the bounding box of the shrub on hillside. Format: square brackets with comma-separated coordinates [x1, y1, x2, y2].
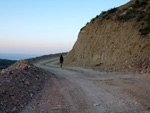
[132, 0, 148, 8]
[86, 22, 89, 25]
[127, 9, 138, 14]
[140, 0, 148, 7]
[145, 14, 150, 24]
[101, 8, 118, 20]
[139, 14, 150, 35]
[108, 8, 118, 14]
[116, 9, 139, 21]
[135, 0, 140, 5]
[139, 25, 150, 35]
[95, 15, 99, 19]
[137, 14, 145, 22]
[91, 18, 95, 22]
[102, 14, 112, 20]
[102, 11, 106, 15]
[117, 14, 136, 21]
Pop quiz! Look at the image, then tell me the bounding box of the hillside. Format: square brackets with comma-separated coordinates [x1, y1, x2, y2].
[0, 59, 17, 70]
[65, 0, 150, 71]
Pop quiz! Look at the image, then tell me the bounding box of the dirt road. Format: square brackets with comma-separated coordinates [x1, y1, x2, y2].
[21, 57, 150, 113]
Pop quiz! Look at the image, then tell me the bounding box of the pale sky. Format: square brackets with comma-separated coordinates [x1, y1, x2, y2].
[0, 0, 130, 55]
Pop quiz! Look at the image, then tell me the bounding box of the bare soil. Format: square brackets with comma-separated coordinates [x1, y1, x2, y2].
[21, 57, 150, 113]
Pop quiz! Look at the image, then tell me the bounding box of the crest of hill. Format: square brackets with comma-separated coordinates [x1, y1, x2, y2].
[64, 0, 150, 70]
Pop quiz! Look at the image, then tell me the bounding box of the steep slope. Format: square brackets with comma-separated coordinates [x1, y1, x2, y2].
[65, 0, 150, 70]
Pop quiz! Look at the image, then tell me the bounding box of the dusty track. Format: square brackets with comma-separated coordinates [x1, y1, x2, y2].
[21, 57, 150, 113]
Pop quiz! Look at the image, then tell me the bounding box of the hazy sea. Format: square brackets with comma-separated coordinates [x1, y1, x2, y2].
[0, 53, 42, 60]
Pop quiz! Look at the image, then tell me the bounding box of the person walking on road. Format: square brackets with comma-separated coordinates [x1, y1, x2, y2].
[60, 55, 63, 67]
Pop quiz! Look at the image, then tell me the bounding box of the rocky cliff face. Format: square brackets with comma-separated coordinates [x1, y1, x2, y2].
[65, 0, 150, 70]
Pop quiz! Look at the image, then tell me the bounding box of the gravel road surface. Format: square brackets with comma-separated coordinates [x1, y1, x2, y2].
[21, 57, 150, 113]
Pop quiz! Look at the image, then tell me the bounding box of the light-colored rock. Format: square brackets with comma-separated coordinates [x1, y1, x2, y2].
[25, 81, 30, 85]
[1, 70, 6, 74]
[93, 103, 101, 106]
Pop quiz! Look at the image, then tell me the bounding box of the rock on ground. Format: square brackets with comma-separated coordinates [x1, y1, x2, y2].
[0, 61, 48, 113]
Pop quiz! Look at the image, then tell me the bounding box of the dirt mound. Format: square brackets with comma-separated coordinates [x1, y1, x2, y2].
[0, 61, 48, 112]
[65, 0, 150, 71]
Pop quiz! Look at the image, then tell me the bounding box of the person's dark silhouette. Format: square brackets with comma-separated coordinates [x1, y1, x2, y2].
[60, 55, 63, 67]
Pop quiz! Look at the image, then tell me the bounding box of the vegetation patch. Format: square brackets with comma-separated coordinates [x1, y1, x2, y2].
[144, 14, 150, 24]
[0, 59, 17, 70]
[116, 9, 139, 21]
[101, 8, 118, 20]
[102, 14, 112, 20]
[83, 0, 150, 35]
[117, 14, 135, 21]
[132, 0, 148, 8]
[139, 25, 150, 35]
[136, 14, 145, 22]
[115, 0, 150, 35]
[107, 8, 118, 14]
[102, 11, 106, 15]
[139, 13, 150, 35]
[91, 18, 95, 22]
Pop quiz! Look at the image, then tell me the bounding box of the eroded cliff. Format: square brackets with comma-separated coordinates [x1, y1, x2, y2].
[65, 0, 150, 70]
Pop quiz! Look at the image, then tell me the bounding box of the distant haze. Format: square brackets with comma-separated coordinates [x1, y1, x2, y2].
[0, 53, 42, 60]
[0, 0, 130, 55]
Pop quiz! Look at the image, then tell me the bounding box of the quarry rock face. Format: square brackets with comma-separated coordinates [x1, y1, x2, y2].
[65, 0, 150, 70]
